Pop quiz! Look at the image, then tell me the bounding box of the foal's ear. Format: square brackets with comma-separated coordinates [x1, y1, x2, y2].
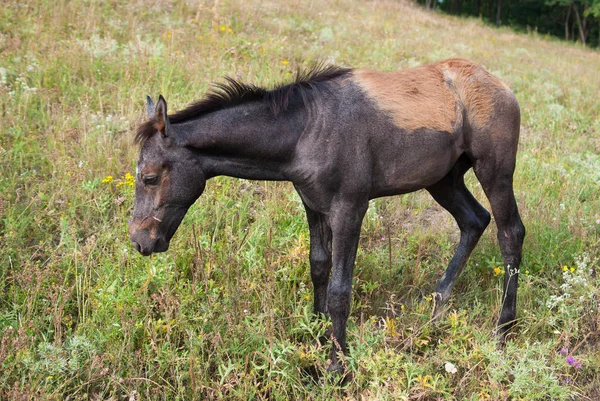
[146, 95, 155, 118]
[154, 95, 171, 138]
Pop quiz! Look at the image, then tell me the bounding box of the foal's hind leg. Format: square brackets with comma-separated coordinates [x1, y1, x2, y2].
[474, 161, 525, 342]
[426, 156, 491, 319]
[467, 88, 525, 343]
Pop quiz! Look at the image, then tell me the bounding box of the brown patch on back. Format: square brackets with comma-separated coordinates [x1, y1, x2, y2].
[353, 67, 456, 132]
[353, 58, 511, 131]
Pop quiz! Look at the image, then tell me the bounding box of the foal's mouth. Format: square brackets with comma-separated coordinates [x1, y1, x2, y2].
[131, 237, 169, 256]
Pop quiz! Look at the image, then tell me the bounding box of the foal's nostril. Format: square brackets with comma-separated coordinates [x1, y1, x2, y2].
[132, 241, 142, 254]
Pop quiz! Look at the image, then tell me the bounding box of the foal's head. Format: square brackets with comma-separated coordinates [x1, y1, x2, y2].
[128, 96, 206, 255]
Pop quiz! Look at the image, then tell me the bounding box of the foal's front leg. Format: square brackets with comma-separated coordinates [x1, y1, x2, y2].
[302, 202, 333, 316]
[326, 202, 368, 374]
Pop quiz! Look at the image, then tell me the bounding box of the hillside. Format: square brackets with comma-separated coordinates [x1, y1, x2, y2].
[1, 0, 599, 399]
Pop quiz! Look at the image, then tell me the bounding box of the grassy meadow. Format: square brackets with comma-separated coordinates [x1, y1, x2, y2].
[1, 0, 600, 399]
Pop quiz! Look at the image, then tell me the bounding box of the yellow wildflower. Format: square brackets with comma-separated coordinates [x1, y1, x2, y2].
[115, 172, 136, 188]
[570, 267, 575, 273]
[415, 375, 433, 388]
[493, 266, 502, 276]
[102, 175, 113, 184]
[562, 265, 568, 272]
[282, 60, 289, 65]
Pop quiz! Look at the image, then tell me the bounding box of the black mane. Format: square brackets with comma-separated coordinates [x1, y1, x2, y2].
[135, 64, 352, 145]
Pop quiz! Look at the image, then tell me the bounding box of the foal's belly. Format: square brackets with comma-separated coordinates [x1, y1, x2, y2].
[368, 129, 462, 198]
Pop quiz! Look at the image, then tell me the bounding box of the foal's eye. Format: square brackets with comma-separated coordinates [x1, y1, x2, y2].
[143, 175, 159, 186]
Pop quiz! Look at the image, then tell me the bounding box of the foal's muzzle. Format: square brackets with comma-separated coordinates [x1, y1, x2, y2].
[130, 238, 169, 256]
[128, 218, 170, 256]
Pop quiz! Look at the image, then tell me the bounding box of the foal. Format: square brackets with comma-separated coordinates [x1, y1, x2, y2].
[129, 59, 525, 373]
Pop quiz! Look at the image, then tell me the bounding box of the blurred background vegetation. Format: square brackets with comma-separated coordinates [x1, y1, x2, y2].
[423, 0, 600, 48]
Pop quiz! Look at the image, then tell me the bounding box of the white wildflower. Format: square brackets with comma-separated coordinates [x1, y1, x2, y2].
[445, 361, 457, 374]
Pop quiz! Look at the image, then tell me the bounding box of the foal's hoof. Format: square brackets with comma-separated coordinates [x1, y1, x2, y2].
[431, 292, 448, 321]
[495, 321, 516, 349]
[326, 361, 342, 374]
[326, 362, 352, 385]
[495, 330, 511, 350]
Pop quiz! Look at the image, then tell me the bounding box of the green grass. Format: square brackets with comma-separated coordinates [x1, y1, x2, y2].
[1, 0, 599, 399]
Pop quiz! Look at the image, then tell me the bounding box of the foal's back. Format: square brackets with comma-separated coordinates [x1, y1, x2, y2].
[309, 58, 520, 199]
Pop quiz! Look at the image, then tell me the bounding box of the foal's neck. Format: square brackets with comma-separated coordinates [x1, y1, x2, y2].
[175, 101, 306, 181]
